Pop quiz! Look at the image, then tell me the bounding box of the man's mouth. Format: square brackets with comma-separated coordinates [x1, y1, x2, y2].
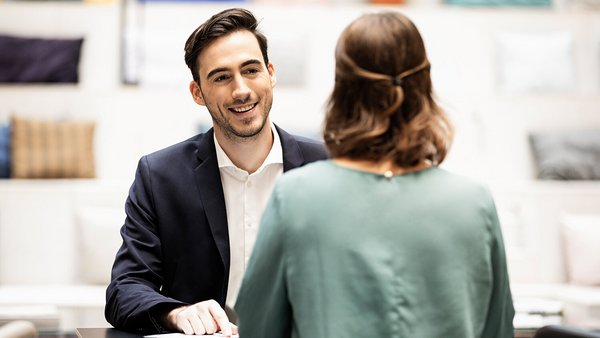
[229, 103, 257, 114]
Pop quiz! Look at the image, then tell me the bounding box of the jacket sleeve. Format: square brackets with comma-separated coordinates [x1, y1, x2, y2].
[234, 183, 292, 338]
[105, 156, 184, 333]
[481, 199, 515, 338]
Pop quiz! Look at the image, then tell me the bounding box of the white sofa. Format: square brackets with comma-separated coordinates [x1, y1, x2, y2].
[0, 320, 37, 338]
[491, 181, 600, 329]
[0, 179, 130, 332]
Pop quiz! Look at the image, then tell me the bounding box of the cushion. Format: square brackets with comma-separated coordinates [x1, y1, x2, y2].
[0, 35, 83, 83]
[529, 130, 600, 180]
[496, 31, 574, 92]
[0, 123, 9, 178]
[10, 115, 96, 179]
[75, 206, 124, 285]
[561, 213, 600, 286]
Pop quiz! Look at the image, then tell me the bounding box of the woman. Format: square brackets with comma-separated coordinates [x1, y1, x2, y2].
[235, 11, 514, 338]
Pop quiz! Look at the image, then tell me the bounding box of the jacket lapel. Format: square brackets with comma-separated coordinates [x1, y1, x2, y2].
[193, 129, 229, 272]
[275, 124, 304, 172]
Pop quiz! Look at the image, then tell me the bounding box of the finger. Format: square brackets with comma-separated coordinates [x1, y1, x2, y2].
[187, 313, 207, 335]
[208, 304, 232, 335]
[197, 310, 217, 334]
[177, 317, 194, 335]
[231, 323, 238, 335]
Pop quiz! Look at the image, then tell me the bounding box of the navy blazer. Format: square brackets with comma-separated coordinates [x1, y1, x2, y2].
[105, 126, 327, 333]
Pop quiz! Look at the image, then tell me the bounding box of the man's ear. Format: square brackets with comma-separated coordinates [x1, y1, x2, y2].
[268, 63, 277, 88]
[189, 80, 206, 106]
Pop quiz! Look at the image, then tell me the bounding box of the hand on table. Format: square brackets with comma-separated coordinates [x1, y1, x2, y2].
[164, 300, 238, 336]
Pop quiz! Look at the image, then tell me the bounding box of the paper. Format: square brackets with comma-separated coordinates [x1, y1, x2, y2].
[145, 333, 239, 338]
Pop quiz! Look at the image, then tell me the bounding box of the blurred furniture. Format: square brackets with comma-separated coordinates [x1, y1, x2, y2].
[534, 325, 600, 338]
[0, 321, 37, 338]
[0, 180, 129, 332]
[492, 182, 600, 331]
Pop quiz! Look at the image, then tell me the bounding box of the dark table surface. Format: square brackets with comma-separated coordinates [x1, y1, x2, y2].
[76, 328, 144, 338]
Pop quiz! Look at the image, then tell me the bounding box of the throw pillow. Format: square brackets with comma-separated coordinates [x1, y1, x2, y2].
[0, 123, 9, 178]
[529, 130, 600, 180]
[496, 31, 574, 92]
[561, 213, 600, 286]
[0, 35, 84, 83]
[10, 115, 96, 179]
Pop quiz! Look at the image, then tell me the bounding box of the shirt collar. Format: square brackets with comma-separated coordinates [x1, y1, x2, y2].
[214, 123, 283, 171]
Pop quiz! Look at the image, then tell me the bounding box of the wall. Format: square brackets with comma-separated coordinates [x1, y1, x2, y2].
[1, 2, 599, 184]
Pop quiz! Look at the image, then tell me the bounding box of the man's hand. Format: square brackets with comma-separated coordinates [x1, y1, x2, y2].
[164, 300, 238, 336]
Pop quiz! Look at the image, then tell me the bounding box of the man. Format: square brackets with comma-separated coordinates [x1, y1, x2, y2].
[105, 8, 328, 336]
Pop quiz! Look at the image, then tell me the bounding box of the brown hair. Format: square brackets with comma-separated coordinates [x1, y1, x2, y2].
[323, 11, 453, 167]
[184, 8, 269, 83]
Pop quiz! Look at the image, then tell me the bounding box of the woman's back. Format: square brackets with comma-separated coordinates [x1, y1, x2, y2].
[236, 160, 514, 338]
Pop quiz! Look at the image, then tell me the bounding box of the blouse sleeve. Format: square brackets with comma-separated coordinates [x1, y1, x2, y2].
[481, 198, 516, 338]
[234, 183, 292, 338]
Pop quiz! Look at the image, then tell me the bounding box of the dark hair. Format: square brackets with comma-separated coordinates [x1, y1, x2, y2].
[324, 11, 453, 167]
[184, 8, 269, 83]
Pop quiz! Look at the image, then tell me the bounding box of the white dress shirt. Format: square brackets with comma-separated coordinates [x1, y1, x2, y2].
[214, 125, 284, 308]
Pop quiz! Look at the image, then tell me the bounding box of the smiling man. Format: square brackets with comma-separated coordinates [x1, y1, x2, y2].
[105, 8, 328, 336]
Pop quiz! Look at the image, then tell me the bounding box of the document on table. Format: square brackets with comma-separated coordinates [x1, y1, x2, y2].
[145, 333, 239, 338]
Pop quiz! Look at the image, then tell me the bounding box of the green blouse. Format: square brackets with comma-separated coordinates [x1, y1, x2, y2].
[235, 160, 514, 338]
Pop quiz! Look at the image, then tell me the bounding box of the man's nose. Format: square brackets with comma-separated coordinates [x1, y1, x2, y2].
[232, 76, 251, 101]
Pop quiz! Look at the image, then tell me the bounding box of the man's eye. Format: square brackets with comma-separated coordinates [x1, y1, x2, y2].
[214, 75, 230, 82]
[244, 68, 259, 75]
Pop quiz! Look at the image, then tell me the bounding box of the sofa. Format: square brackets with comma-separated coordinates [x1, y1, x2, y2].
[491, 181, 600, 330]
[0, 321, 37, 338]
[0, 179, 130, 332]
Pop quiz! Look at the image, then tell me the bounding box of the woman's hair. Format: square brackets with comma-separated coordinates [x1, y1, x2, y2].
[323, 11, 453, 167]
[184, 8, 269, 83]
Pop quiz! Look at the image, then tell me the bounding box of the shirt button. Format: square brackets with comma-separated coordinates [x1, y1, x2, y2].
[247, 181, 252, 188]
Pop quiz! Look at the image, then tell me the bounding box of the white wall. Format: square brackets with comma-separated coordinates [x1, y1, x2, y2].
[1, 2, 599, 184]
[122, 3, 600, 184]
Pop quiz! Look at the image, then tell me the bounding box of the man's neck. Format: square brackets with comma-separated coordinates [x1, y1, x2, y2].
[214, 123, 274, 174]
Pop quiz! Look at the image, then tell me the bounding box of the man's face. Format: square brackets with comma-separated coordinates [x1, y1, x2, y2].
[190, 30, 276, 142]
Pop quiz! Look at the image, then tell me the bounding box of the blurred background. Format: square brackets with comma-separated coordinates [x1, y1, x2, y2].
[0, 0, 599, 337]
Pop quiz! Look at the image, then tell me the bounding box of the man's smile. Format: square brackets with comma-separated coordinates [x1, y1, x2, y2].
[229, 102, 257, 114]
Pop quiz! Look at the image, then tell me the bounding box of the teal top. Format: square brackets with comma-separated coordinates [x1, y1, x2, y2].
[235, 160, 514, 338]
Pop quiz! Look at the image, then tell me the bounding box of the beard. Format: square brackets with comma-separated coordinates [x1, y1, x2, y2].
[216, 112, 268, 141]
[208, 99, 272, 143]
[200, 84, 273, 143]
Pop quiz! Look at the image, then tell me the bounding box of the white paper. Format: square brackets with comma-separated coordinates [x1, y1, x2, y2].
[145, 333, 239, 338]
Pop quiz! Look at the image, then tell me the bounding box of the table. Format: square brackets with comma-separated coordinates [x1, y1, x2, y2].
[78, 326, 542, 338]
[76, 328, 143, 338]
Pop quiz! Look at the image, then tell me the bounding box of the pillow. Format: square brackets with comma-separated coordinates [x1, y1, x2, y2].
[0, 35, 84, 83]
[529, 130, 600, 180]
[10, 115, 96, 179]
[561, 213, 600, 286]
[496, 31, 574, 92]
[0, 123, 9, 178]
[76, 206, 125, 285]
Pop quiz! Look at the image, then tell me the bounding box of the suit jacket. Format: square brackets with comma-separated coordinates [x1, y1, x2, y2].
[105, 126, 328, 333]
